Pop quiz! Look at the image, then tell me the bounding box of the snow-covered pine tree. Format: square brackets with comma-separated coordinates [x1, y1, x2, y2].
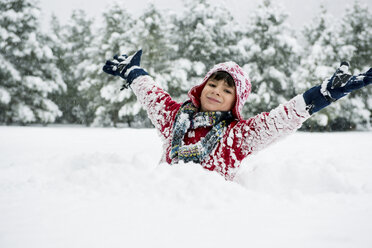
[340, 1, 372, 129]
[135, 3, 173, 74]
[0, 0, 66, 125]
[49, 10, 94, 125]
[295, 6, 338, 95]
[170, 0, 241, 99]
[294, 5, 367, 131]
[239, 0, 300, 117]
[127, 3, 174, 126]
[77, 3, 138, 127]
[341, 1, 372, 70]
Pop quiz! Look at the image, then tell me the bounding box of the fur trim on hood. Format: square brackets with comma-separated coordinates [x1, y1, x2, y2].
[188, 62, 251, 120]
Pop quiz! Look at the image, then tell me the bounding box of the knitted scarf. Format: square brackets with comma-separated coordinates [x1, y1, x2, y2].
[170, 101, 234, 163]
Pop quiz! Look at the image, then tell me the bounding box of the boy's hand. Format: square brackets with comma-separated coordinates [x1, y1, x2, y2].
[303, 62, 371, 114]
[102, 54, 129, 77]
[321, 62, 372, 101]
[103, 49, 148, 89]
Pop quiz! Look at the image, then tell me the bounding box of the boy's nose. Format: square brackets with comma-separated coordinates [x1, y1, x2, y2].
[213, 86, 221, 95]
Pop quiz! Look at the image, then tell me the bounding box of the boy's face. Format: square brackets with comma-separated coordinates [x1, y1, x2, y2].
[200, 79, 236, 112]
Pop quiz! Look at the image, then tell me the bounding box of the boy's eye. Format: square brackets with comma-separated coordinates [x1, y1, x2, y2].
[208, 83, 216, 87]
[224, 89, 232, 94]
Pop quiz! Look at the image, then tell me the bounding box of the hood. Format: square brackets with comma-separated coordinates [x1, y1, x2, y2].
[188, 61, 251, 120]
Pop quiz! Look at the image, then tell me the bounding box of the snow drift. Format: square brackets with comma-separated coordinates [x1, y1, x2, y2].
[0, 126, 371, 248]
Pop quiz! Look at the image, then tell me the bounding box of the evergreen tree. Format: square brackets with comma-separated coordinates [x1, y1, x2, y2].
[0, 0, 66, 125]
[240, 0, 300, 117]
[49, 10, 94, 125]
[171, 0, 241, 99]
[294, 5, 368, 131]
[340, 1, 372, 129]
[77, 3, 138, 127]
[175, 0, 241, 68]
[130, 4, 176, 125]
[296, 6, 344, 95]
[341, 1, 372, 70]
[135, 3, 173, 74]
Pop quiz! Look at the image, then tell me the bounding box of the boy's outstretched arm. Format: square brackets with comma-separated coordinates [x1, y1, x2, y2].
[232, 62, 371, 160]
[103, 50, 181, 139]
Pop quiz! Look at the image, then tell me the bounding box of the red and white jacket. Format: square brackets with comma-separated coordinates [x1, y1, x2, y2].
[131, 62, 310, 180]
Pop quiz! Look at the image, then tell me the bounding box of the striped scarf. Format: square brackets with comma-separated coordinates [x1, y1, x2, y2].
[170, 101, 233, 163]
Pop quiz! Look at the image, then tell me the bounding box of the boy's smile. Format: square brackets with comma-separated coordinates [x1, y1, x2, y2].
[200, 79, 236, 112]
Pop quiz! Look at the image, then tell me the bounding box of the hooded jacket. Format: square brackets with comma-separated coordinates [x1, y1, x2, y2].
[131, 62, 310, 180]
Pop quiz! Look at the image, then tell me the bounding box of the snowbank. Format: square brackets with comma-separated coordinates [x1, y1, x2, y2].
[0, 126, 371, 248]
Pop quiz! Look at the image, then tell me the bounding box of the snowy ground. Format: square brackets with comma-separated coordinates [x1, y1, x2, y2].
[0, 126, 371, 248]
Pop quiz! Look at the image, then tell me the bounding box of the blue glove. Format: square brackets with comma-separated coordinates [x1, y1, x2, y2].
[321, 62, 372, 101]
[303, 62, 372, 114]
[102, 49, 148, 90]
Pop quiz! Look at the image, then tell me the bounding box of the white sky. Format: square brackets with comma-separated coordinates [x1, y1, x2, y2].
[38, 0, 372, 30]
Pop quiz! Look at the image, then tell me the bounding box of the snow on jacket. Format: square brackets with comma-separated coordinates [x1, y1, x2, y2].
[131, 62, 311, 180]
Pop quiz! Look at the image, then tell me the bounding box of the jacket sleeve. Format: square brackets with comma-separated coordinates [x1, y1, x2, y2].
[130, 75, 181, 139]
[231, 95, 311, 160]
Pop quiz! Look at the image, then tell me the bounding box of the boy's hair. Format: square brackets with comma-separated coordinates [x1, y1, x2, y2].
[208, 71, 235, 87]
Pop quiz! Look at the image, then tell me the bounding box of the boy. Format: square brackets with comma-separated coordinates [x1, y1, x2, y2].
[103, 50, 372, 181]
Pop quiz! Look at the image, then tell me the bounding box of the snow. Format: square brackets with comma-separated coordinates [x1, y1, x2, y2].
[14, 104, 36, 123]
[0, 54, 21, 82]
[35, 99, 63, 123]
[24, 76, 53, 95]
[1, 126, 372, 248]
[193, 61, 206, 76]
[315, 113, 328, 126]
[0, 88, 11, 105]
